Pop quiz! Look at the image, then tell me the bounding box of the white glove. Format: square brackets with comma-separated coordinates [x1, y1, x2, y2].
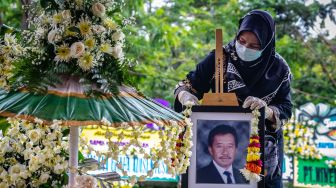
[242, 96, 274, 121]
[178, 91, 199, 106]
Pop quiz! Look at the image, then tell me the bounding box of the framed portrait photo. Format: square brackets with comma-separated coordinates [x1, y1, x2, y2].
[188, 106, 265, 188]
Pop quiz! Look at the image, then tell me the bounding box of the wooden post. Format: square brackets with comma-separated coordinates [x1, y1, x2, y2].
[202, 29, 239, 106]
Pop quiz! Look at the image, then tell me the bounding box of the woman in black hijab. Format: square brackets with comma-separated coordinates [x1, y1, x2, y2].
[174, 10, 292, 187]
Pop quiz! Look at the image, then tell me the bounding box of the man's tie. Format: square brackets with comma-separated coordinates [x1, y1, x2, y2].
[223, 171, 233, 184]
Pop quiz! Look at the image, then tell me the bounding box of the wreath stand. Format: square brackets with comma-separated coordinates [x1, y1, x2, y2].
[202, 29, 239, 106]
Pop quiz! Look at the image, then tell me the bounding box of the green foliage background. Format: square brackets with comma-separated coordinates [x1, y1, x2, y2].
[1, 0, 335, 108]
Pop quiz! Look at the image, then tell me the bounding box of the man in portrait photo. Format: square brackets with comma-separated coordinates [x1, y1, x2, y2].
[196, 125, 248, 184]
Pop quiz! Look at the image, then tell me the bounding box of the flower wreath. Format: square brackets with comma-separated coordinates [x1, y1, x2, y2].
[240, 109, 263, 182]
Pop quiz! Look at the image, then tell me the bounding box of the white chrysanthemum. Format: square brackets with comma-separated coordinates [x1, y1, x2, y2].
[103, 18, 118, 30]
[4, 33, 16, 45]
[78, 52, 95, 71]
[78, 18, 92, 37]
[84, 38, 95, 49]
[70, 42, 85, 58]
[54, 44, 71, 62]
[52, 13, 63, 24]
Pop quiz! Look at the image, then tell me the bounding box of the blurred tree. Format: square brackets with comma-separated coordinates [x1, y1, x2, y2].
[123, 0, 336, 107]
[0, 0, 22, 28]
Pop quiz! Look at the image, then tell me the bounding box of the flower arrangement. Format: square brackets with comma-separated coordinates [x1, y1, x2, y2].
[240, 109, 262, 182]
[283, 120, 322, 159]
[0, 0, 134, 94]
[0, 117, 68, 187]
[79, 108, 193, 185]
[282, 120, 336, 168]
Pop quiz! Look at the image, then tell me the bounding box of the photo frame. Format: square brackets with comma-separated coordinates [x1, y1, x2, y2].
[188, 106, 265, 188]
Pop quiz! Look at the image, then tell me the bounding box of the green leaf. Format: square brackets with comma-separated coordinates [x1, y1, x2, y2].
[62, 128, 70, 136]
[61, 172, 69, 185]
[67, 26, 80, 33]
[0, 117, 11, 136]
[78, 151, 85, 163]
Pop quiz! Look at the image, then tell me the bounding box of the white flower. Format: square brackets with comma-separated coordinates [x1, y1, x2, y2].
[8, 164, 26, 182]
[39, 173, 49, 184]
[103, 18, 118, 30]
[0, 182, 8, 188]
[28, 129, 41, 143]
[111, 44, 124, 59]
[7, 125, 19, 136]
[34, 117, 43, 124]
[22, 149, 34, 160]
[78, 52, 95, 71]
[100, 43, 113, 54]
[75, 175, 97, 188]
[62, 10, 71, 20]
[48, 30, 61, 44]
[52, 13, 63, 24]
[28, 156, 40, 172]
[0, 141, 13, 154]
[70, 42, 85, 58]
[92, 25, 106, 34]
[91, 3, 106, 17]
[54, 44, 71, 62]
[112, 31, 125, 42]
[54, 163, 66, 174]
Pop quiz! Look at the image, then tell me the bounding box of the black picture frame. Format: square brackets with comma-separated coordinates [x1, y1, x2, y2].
[187, 105, 265, 188]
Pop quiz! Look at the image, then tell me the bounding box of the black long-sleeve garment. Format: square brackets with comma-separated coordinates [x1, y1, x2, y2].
[174, 48, 292, 132]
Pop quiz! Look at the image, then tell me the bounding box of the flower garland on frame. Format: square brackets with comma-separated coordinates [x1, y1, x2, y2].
[79, 107, 193, 185]
[240, 109, 263, 183]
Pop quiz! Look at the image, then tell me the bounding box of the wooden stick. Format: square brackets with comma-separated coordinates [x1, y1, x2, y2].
[216, 29, 223, 93]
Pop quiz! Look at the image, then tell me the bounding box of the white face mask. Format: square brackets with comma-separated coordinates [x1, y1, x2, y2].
[235, 41, 262, 62]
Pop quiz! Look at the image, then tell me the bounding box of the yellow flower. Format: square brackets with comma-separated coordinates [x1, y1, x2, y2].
[78, 52, 95, 71]
[246, 153, 260, 162]
[55, 45, 71, 62]
[84, 38, 95, 49]
[53, 13, 63, 24]
[247, 147, 260, 153]
[78, 19, 92, 36]
[103, 18, 118, 30]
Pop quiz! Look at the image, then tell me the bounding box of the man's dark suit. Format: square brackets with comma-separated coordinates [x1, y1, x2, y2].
[196, 162, 248, 184]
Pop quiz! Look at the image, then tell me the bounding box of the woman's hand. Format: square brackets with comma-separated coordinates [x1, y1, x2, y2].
[178, 91, 199, 106]
[243, 96, 275, 122]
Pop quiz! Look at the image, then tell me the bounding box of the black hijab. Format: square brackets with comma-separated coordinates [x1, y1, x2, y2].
[225, 10, 291, 103]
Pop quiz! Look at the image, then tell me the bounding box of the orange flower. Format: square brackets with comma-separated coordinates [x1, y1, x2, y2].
[246, 162, 262, 174]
